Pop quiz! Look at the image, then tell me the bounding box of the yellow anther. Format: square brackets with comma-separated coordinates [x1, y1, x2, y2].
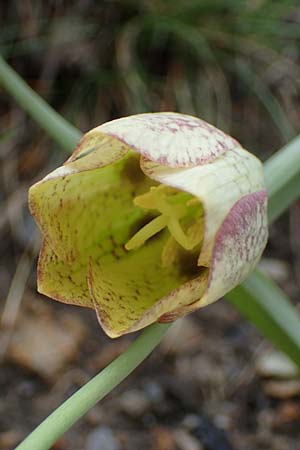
[168, 217, 194, 250]
[126, 185, 203, 253]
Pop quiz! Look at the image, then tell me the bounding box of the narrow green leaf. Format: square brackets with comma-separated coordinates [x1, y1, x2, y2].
[15, 322, 171, 450]
[264, 134, 300, 222]
[0, 54, 82, 152]
[227, 270, 300, 366]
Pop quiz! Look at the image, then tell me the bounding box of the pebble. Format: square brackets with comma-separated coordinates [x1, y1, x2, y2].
[182, 414, 201, 430]
[86, 426, 120, 450]
[8, 311, 86, 381]
[256, 351, 299, 379]
[274, 401, 300, 427]
[152, 426, 175, 450]
[263, 380, 300, 399]
[143, 381, 165, 403]
[173, 429, 204, 450]
[119, 389, 150, 417]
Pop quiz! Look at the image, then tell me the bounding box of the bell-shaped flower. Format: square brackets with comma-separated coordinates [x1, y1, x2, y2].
[29, 113, 268, 338]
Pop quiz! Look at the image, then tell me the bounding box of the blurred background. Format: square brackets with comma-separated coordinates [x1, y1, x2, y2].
[1, 1, 300, 449]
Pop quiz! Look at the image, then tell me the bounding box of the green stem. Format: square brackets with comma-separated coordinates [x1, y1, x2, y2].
[0, 54, 82, 152]
[15, 323, 171, 450]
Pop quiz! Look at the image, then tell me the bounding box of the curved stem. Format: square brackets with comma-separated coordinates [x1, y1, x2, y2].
[0, 54, 82, 152]
[15, 323, 171, 450]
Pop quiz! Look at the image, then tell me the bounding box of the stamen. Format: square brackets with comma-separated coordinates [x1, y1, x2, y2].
[168, 217, 194, 250]
[125, 215, 168, 250]
[125, 185, 204, 254]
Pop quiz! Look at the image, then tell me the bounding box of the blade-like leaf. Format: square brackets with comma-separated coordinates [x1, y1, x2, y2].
[264, 134, 300, 222]
[227, 270, 300, 366]
[0, 54, 81, 152]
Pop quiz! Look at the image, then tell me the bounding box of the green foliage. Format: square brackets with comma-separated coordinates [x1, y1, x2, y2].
[0, 55, 81, 152]
[228, 270, 300, 366]
[264, 134, 300, 222]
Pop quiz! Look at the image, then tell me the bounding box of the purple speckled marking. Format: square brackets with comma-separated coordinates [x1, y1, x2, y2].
[208, 189, 268, 291]
[99, 113, 242, 167]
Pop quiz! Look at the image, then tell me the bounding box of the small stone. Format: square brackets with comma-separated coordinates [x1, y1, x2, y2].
[182, 414, 201, 430]
[173, 429, 204, 450]
[214, 414, 231, 430]
[8, 311, 86, 381]
[119, 389, 150, 417]
[263, 380, 300, 399]
[152, 426, 175, 450]
[144, 381, 164, 403]
[274, 401, 300, 426]
[86, 426, 120, 450]
[256, 351, 299, 379]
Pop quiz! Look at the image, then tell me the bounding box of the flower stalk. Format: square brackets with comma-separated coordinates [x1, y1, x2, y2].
[15, 323, 171, 450]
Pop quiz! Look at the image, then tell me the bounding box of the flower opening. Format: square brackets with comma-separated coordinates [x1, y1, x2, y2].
[29, 112, 268, 337]
[125, 185, 203, 254]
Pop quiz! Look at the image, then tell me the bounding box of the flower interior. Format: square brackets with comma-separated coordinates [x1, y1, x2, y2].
[126, 185, 203, 265]
[33, 151, 207, 336]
